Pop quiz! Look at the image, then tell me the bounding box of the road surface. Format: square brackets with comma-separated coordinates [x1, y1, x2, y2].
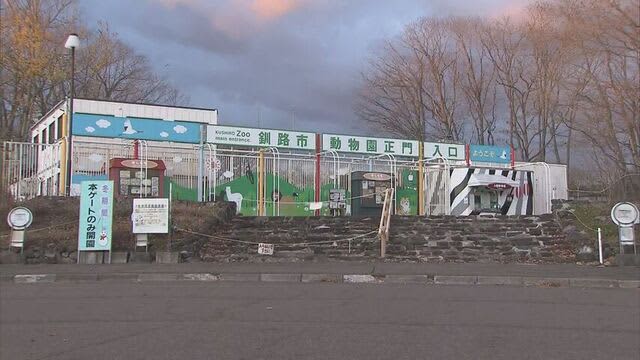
[1, 281, 638, 359]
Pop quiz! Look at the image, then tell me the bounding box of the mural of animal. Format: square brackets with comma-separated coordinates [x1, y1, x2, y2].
[122, 119, 142, 135]
[225, 186, 243, 214]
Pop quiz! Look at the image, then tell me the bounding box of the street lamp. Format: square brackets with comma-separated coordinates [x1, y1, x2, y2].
[64, 33, 79, 196]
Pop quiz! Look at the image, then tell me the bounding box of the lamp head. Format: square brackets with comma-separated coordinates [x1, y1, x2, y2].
[65, 33, 80, 49]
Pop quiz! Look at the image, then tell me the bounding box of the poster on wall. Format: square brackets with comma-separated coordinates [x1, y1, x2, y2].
[132, 198, 169, 234]
[77, 180, 114, 251]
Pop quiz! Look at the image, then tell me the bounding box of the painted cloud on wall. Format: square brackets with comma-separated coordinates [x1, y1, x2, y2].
[96, 119, 111, 128]
[159, 131, 169, 138]
[88, 154, 103, 162]
[85, 126, 96, 133]
[173, 125, 188, 134]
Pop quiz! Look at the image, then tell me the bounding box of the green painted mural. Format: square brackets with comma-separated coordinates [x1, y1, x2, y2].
[211, 171, 418, 217]
[165, 179, 198, 202]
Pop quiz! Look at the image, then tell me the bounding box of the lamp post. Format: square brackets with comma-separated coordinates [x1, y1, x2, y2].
[64, 33, 79, 196]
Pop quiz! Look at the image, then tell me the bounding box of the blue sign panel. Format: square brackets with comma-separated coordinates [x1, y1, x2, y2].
[469, 145, 511, 164]
[72, 113, 201, 143]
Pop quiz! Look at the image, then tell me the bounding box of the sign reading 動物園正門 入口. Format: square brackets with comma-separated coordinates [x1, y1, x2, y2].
[322, 134, 465, 160]
[78, 181, 114, 251]
[207, 125, 316, 150]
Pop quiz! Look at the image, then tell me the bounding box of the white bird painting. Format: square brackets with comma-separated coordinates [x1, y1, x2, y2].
[122, 119, 142, 135]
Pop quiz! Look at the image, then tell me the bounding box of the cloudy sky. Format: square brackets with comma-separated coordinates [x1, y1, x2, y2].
[80, 0, 529, 135]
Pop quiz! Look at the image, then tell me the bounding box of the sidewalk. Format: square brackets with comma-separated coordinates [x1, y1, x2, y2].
[1, 261, 638, 288]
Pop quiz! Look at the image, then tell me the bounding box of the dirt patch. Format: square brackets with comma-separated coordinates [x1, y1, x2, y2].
[1, 197, 236, 256]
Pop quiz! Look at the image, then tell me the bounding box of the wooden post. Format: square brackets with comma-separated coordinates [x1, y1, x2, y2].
[378, 188, 394, 258]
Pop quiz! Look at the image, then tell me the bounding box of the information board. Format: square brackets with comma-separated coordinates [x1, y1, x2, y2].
[132, 198, 170, 234]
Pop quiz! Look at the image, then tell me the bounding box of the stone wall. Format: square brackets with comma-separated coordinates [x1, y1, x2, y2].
[388, 214, 569, 263]
[194, 216, 381, 262]
[2, 197, 593, 264]
[192, 213, 573, 263]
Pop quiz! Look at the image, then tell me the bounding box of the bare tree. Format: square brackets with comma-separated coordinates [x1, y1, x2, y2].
[450, 17, 498, 145]
[358, 18, 462, 142]
[0, 0, 187, 141]
[75, 23, 187, 105]
[554, 0, 639, 176]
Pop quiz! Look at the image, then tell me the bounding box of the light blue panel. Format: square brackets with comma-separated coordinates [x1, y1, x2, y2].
[469, 145, 511, 164]
[72, 174, 108, 185]
[78, 180, 114, 251]
[72, 113, 201, 143]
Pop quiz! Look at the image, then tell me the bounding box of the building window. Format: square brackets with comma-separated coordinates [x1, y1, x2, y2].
[48, 122, 55, 143]
[42, 129, 47, 144]
[57, 115, 64, 139]
[33, 134, 39, 144]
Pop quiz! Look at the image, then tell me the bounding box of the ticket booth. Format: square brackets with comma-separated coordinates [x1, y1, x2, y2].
[109, 158, 166, 197]
[350, 171, 392, 216]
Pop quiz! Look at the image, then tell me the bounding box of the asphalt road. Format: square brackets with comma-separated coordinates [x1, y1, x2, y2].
[1, 282, 638, 360]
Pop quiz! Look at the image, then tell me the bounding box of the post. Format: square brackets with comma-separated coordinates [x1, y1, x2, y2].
[66, 47, 75, 196]
[314, 134, 321, 216]
[597, 227, 603, 265]
[169, 182, 173, 251]
[418, 141, 424, 216]
[197, 125, 205, 202]
[258, 150, 265, 216]
[465, 144, 470, 167]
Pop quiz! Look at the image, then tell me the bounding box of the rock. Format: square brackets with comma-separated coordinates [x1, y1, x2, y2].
[575, 246, 595, 262]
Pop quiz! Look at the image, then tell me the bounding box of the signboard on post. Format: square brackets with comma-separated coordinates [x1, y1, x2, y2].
[7, 207, 33, 230]
[132, 198, 169, 234]
[7, 206, 33, 250]
[258, 243, 274, 255]
[78, 180, 114, 252]
[611, 202, 639, 226]
[207, 125, 316, 150]
[469, 144, 511, 164]
[611, 202, 639, 248]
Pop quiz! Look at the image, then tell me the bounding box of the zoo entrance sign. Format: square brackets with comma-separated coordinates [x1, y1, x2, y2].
[207, 125, 465, 160]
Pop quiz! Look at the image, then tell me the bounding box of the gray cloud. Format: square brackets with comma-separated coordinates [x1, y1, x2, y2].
[80, 0, 530, 135]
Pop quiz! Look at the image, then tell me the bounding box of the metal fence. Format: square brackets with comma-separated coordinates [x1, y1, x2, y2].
[2, 139, 457, 216]
[1, 141, 62, 201]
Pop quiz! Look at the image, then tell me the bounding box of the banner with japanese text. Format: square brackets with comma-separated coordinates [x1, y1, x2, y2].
[322, 134, 419, 157]
[207, 125, 316, 150]
[424, 142, 465, 161]
[78, 180, 114, 251]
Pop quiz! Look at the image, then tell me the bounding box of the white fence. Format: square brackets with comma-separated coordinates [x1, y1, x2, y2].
[1, 141, 62, 201]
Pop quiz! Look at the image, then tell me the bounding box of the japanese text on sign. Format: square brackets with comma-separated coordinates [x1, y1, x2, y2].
[207, 125, 315, 150]
[469, 145, 511, 164]
[132, 198, 170, 234]
[78, 181, 114, 251]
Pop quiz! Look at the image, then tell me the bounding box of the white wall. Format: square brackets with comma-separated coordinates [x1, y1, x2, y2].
[73, 99, 217, 124]
[514, 162, 568, 214]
